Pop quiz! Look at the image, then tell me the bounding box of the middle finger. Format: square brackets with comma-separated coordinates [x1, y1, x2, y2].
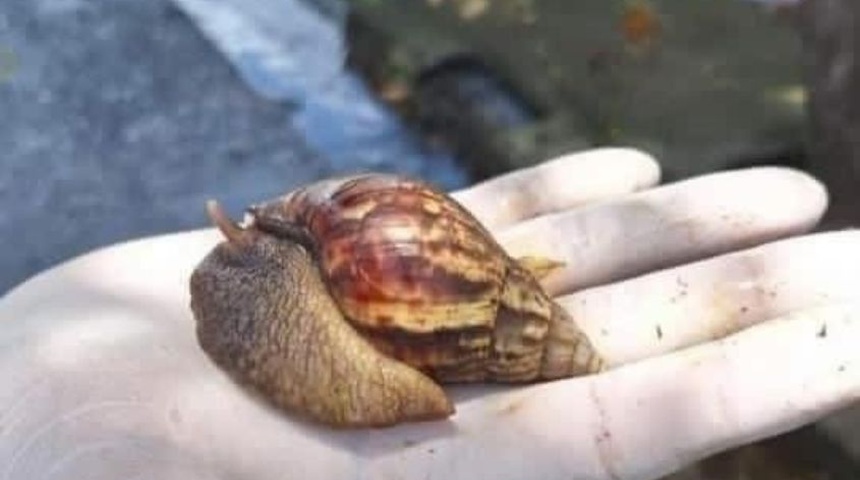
[496, 166, 827, 295]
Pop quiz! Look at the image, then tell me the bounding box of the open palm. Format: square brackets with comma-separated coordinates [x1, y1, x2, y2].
[1, 148, 857, 480]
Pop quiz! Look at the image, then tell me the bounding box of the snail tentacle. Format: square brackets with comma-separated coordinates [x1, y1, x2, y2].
[207, 200, 252, 248]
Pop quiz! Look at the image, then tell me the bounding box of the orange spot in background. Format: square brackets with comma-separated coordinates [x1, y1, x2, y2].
[620, 1, 662, 47]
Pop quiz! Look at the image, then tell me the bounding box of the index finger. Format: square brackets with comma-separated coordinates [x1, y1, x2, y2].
[452, 148, 661, 229]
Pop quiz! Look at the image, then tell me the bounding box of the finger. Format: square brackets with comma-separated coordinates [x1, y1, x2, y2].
[364, 304, 859, 480]
[575, 303, 860, 480]
[496, 166, 828, 295]
[562, 230, 860, 367]
[451, 148, 661, 229]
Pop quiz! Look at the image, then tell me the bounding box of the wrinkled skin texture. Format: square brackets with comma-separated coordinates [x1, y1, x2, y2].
[190, 230, 454, 428]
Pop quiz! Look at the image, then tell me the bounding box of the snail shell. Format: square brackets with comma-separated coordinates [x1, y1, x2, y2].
[190, 174, 604, 428]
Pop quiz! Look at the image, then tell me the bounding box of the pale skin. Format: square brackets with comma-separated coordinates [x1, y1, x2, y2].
[0, 147, 858, 479]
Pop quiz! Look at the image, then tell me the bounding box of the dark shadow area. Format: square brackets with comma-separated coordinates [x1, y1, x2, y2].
[411, 54, 546, 180]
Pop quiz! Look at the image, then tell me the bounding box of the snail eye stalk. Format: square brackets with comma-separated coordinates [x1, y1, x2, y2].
[207, 200, 250, 247]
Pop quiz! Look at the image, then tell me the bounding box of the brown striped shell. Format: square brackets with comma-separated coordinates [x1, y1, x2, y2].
[189, 173, 603, 429]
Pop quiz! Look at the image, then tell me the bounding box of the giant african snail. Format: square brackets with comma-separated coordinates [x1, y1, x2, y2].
[189, 173, 604, 428]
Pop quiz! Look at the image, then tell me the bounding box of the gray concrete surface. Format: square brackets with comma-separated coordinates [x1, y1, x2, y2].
[0, 0, 469, 294]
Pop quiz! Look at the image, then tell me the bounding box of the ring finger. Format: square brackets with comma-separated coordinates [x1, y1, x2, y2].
[563, 230, 860, 367]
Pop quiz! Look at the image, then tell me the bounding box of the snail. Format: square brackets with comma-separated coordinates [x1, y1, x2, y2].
[189, 173, 604, 429]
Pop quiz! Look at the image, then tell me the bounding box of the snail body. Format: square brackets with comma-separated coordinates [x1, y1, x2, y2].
[190, 174, 603, 428]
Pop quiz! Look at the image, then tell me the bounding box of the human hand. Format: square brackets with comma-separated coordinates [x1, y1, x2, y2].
[0, 148, 857, 480]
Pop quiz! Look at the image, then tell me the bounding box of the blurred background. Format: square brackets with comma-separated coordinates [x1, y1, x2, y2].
[1, 0, 859, 478]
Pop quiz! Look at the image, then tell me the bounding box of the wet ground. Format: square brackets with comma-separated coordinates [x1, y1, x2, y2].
[0, 0, 469, 294]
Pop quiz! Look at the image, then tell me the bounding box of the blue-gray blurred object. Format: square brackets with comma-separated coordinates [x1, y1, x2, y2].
[169, 0, 468, 184]
[0, 0, 469, 294]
